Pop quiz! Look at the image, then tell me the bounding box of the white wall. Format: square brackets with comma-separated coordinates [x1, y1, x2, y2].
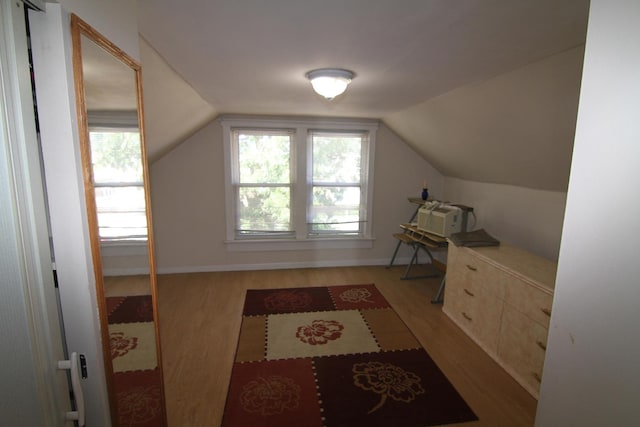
[536, 0, 640, 425]
[58, 0, 140, 61]
[443, 178, 567, 260]
[382, 46, 585, 262]
[150, 120, 444, 273]
[384, 46, 584, 193]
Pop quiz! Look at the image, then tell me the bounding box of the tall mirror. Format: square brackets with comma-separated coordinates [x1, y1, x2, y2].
[70, 15, 166, 426]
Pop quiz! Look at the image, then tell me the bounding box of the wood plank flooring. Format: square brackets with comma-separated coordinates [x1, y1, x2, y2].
[156, 265, 537, 426]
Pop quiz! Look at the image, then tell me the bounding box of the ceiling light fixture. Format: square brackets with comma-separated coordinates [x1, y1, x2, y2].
[305, 68, 355, 99]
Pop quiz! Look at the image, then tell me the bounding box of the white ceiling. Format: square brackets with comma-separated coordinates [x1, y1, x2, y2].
[136, 0, 590, 189]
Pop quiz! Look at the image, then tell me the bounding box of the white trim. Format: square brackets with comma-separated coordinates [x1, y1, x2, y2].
[0, 1, 69, 424]
[225, 237, 375, 252]
[103, 266, 150, 277]
[21, 0, 46, 12]
[100, 241, 148, 257]
[219, 114, 379, 130]
[156, 256, 416, 275]
[220, 114, 379, 246]
[87, 109, 138, 128]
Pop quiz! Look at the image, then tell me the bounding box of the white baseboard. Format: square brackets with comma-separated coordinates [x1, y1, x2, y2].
[103, 252, 448, 277]
[154, 256, 417, 275]
[103, 267, 150, 277]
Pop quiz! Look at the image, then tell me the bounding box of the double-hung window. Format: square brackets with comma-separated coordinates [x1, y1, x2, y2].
[89, 128, 147, 242]
[232, 129, 294, 238]
[222, 116, 377, 250]
[308, 131, 369, 236]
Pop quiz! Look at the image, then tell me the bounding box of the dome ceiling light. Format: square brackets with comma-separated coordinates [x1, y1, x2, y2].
[305, 68, 355, 100]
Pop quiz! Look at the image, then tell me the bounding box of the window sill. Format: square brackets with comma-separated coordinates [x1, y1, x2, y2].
[100, 241, 148, 257]
[224, 237, 375, 252]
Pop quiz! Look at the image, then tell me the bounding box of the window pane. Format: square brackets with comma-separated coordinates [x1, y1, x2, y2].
[90, 131, 143, 183]
[312, 134, 362, 183]
[238, 133, 291, 184]
[94, 186, 147, 241]
[310, 186, 361, 233]
[97, 212, 148, 241]
[237, 186, 291, 233]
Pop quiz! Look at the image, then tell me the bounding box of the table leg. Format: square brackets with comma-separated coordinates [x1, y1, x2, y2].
[386, 239, 404, 268]
[431, 274, 446, 304]
[401, 244, 440, 280]
[400, 244, 420, 279]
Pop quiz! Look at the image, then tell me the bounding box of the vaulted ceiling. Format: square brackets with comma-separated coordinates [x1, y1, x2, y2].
[136, 0, 590, 191]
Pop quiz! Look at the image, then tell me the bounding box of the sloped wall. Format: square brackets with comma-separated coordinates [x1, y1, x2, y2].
[384, 46, 584, 193]
[444, 178, 566, 260]
[382, 47, 586, 260]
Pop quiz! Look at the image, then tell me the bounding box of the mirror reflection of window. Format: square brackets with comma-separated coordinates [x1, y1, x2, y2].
[89, 129, 147, 242]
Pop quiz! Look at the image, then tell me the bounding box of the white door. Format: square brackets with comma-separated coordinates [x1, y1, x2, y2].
[0, 1, 72, 425]
[0, 1, 106, 425]
[27, 2, 112, 425]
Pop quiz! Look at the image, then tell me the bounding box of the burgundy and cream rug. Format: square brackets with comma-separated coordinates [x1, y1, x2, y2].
[222, 284, 478, 427]
[107, 295, 164, 426]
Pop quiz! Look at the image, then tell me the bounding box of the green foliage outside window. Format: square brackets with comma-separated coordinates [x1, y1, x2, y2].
[90, 131, 142, 183]
[311, 134, 364, 233]
[89, 131, 147, 241]
[236, 132, 292, 234]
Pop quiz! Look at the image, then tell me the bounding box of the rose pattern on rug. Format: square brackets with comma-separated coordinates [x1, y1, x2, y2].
[339, 287, 373, 304]
[240, 375, 301, 415]
[352, 361, 425, 414]
[264, 290, 312, 312]
[107, 296, 164, 426]
[296, 319, 344, 345]
[111, 331, 139, 359]
[224, 285, 478, 426]
[117, 384, 163, 426]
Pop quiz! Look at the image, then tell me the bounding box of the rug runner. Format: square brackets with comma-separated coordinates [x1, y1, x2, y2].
[106, 295, 164, 426]
[222, 284, 477, 427]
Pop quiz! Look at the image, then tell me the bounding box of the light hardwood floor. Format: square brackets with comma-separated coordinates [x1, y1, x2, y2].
[156, 265, 537, 426]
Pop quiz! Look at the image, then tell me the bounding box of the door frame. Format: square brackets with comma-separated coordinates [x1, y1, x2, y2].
[0, 0, 70, 424]
[28, 3, 112, 425]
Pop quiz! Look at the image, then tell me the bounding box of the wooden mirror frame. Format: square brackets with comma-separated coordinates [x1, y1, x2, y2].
[70, 14, 166, 425]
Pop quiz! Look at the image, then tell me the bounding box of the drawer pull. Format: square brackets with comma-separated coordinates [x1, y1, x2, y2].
[541, 308, 551, 317]
[466, 265, 477, 272]
[532, 372, 542, 383]
[462, 312, 472, 321]
[463, 288, 475, 297]
[536, 340, 547, 351]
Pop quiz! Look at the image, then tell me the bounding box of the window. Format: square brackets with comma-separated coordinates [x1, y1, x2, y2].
[233, 129, 294, 237]
[222, 116, 377, 250]
[309, 131, 369, 236]
[89, 129, 147, 242]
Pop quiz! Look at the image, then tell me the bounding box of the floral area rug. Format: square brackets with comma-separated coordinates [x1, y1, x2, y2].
[222, 284, 477, 427]
[107, 295, 164, 426]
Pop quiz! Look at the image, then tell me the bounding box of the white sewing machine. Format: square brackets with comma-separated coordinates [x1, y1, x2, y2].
[417, 201, 462, 237]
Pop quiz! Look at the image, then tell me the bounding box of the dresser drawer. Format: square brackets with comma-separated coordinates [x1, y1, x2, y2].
[497, 305, 549, 397]
[447, 246, 506, 300]
[503, 278, 553, 327]
[443, 242, 556, 399]
[445, 284, 504, 354]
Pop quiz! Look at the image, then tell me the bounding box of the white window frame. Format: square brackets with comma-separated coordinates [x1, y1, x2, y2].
[231, 127, 295, 239]
[307, 130, 371, 237]
[88, 110, 147, 247]
[221, 115, 378, 251]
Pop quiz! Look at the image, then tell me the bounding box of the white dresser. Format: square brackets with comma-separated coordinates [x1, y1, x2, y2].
[443, 243, 557, 398]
